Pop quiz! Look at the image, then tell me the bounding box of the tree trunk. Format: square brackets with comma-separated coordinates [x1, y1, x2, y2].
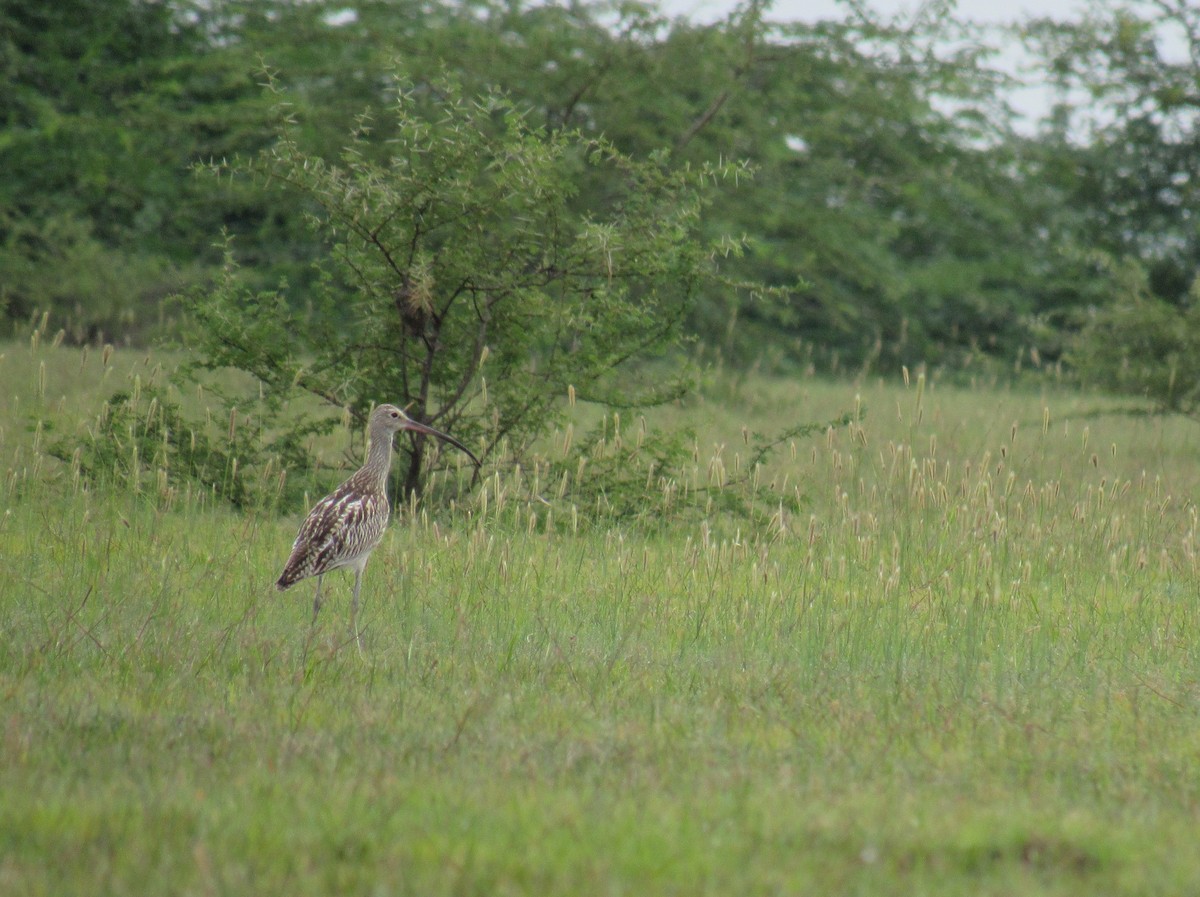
[401, 439, 425, 502]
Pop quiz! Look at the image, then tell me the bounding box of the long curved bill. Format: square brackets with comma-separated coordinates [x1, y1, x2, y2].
[401, 419, 481, 468]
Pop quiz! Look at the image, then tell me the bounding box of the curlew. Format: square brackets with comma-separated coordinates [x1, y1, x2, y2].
[276, 403, 479, 648]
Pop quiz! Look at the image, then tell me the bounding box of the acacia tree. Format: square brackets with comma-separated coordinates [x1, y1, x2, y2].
[188, 72, 755, 498]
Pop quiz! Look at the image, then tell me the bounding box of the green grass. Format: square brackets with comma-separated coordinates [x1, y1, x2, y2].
[2, 339, 1200, 894]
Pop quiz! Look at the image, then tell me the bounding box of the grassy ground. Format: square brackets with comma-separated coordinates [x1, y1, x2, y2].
[2, 338, 1199, 894]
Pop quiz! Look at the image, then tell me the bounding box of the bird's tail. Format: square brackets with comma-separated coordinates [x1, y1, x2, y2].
[275, 543, 309, 591]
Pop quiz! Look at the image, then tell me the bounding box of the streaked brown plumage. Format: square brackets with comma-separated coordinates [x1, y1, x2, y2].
[276, 403, 479, 647]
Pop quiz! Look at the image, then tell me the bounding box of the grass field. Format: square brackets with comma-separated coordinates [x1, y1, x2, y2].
[2, 337, 1200, 895]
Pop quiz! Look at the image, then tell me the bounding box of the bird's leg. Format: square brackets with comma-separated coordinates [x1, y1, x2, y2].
[311, 575, 324, 624]
[300, 575, 324, 669]
[351, 568, 365, 653]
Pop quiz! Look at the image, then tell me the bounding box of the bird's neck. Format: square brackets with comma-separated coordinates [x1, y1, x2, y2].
[361, 427, 395, 491]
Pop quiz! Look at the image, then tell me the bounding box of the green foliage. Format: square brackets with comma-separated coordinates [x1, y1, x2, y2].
[0, 0, 275, 339]
[186, 71, 760, 501]
[661, 7, 1056, 367]
[1073, 257, 1200, 414]
[0, 213, 193, 343]
[496, 406, 855, 533]
[45, 384, 305, 509]
[6, 0, 1198, 385]
[1025, 0, 1200, 307]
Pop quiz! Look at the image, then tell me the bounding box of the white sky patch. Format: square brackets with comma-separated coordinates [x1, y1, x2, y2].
[322, 8, 358, 27]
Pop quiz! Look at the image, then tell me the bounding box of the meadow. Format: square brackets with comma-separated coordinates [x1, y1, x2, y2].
[2, 334, 1199, 895]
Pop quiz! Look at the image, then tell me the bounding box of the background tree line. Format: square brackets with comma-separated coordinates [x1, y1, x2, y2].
[2, 0, 1197, 397]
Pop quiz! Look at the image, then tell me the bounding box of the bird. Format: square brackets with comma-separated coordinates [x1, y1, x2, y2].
[276, 403, 480, 649]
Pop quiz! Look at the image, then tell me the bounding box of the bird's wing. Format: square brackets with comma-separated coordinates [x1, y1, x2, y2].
[276, 486, 389, 588]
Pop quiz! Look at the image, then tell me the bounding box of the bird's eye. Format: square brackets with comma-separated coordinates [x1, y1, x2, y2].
[391, 411, 400, 418]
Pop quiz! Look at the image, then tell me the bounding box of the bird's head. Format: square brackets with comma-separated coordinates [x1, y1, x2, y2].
[372, 404, 480, 468]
